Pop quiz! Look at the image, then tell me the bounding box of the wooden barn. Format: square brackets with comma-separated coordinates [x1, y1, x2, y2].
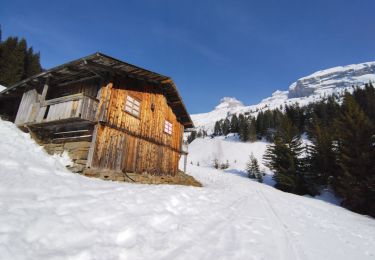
[0, 52, 194, 181]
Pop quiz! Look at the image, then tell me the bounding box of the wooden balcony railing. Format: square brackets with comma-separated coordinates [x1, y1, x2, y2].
[37, 94, 98, 124]
[16, 93, 99, 126]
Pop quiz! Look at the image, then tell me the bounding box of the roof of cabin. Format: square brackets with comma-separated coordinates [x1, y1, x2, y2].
[0, 52, 194, 128]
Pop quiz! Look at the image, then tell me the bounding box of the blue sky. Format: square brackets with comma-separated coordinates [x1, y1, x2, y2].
[1, 0, 375, 113]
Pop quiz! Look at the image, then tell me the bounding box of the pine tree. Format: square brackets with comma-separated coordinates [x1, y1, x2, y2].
[246, 153, 262, 182]
[238, 114, 249, 141]
[333, 94, 375, 216]
[305, 115, 338, 194]
[197, 130, 203, 138]
[248, 117, 257, 142]
[187, 131, 197, 143]
[285, 104, 305, 134]
[353, 83, 375, 122]
[262, 110, 279, 141]
[214, 121, 222, 136]
[264, 117, 308, 195]
[0, 37, 23, 86]
[0, 36, 42, 86]
[230, 114, 239, 133]
[24, 47, 42, 79]
[256, 111, 264, 137]
[222, 118, 231, 136]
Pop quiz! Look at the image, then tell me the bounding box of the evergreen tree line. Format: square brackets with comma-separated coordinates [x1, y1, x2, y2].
[210, 84, 374, 216]
[187, 129, 208, 143]
[0, 34, 42, 86]
[213, 114, 256, 141]
[263, 84, 375, 217]
[213, 104, 304, 142]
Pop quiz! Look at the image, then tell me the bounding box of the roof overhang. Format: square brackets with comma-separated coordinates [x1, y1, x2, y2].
[0, 52, 194, 128]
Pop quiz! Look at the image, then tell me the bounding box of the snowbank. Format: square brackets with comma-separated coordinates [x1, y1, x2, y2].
[0, 120, 374, 259]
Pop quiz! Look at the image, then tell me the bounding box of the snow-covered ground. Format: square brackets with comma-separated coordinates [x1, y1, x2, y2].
[1, 119, 375, 260]
[187, 135, 275, 185]
[187, 135, 342, 204]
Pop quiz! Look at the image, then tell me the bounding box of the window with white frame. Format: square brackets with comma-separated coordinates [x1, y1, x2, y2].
[125, 95, 140, 117]
[164, 120, 173, 135]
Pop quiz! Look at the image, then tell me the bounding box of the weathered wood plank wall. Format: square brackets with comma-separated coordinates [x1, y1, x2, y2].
[47, 79, 99, 99]
[90, 78, 184, 175]
[35, 96, 98, 123]
[14, 80, 99, 126]
[91, 125, 180, 175]
[14, 89, 40, 125]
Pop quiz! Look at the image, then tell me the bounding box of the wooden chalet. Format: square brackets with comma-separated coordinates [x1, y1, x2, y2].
[0, 52, 194, 180]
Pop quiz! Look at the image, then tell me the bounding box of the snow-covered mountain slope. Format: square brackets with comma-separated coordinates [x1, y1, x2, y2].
[192, 61, 375, 132]
[1, 120, 375, 259]
[191, 97, 247, 132]
[289, 61, 375, 98]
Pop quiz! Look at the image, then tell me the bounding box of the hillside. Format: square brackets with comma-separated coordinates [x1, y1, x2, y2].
[1, 119, 374, 259]
[192, 61, 375, 132]
[186, 135, 274, 185]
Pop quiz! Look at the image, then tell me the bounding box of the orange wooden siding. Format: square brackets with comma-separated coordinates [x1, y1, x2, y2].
[90, 78, 184, 175]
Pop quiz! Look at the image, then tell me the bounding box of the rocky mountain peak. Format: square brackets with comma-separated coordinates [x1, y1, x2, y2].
[192, 61, 375, 133]
[288, 61, 375, 98]
[215, 97, 244, 110]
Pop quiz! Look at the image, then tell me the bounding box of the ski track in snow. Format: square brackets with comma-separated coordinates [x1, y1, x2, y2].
[0, 119, 375, 260]
[255, 188, 305, 260]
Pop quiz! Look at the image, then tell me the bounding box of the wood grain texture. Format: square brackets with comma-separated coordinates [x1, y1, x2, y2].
[91, 125, 181, 175]
[14, 75, 186, 177]
[90, 78, 184, 176]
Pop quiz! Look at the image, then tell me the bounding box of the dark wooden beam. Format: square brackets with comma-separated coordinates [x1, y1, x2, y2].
[56, 75, 100, 87]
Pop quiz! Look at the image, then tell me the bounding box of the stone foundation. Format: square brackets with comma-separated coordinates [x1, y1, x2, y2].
[83, 168, 202, 187]
[41, 140, 201, 187]
[43, 141, 90, 173]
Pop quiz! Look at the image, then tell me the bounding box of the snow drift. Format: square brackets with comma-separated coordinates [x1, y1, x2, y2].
[0, 119, 375, 259]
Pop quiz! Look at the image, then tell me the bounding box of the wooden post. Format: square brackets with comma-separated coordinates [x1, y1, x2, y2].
[183, 153, 187, 173]
[86, 124, 99, 168]
[40, 77, 50, 105]
[97, 81, 113, 122]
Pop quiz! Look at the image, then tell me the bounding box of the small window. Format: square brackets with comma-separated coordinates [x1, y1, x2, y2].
[164, 120, 173, 135]
[125, 95, 140, 117]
